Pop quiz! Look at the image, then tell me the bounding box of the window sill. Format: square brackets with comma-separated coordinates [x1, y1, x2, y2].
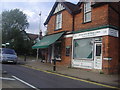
[54, 28, 62, 31]
[73, 58, 93, 61]
[82, 21, 92, 24]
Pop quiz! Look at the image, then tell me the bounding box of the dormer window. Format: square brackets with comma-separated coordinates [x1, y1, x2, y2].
[55, 13, 62, 30]
[84, 2, 91, 23]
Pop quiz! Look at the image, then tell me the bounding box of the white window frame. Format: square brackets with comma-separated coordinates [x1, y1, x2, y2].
[55, 13, 62, 30]
[84, 2, 92, 23]
[73, 38, 94, 60]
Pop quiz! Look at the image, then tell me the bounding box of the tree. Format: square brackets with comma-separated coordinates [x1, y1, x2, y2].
[2, 9, 29, 43]
[0, 14, 2, 48]
[2, 9, 31, 55]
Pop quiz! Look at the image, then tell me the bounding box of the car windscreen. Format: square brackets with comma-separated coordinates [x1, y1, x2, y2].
[2, 49, 16, 55]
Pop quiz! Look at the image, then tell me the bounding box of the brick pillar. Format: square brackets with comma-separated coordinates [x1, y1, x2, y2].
[102, 36, 119, 74]
[102, 36, 109, 74]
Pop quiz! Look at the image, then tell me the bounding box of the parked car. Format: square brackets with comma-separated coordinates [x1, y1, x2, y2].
[0, 48, 18, 64]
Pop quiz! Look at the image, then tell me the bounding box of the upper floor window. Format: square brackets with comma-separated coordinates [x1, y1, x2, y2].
[55, 13, 62, 30]
[84, 2, 91, 23]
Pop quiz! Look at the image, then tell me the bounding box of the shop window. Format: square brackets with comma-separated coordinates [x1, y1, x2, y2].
[84, 2, 91, 23]
[73, 38, 93, 59]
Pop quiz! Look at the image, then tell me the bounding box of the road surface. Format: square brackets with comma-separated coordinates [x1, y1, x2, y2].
[2, 64, 114, 89]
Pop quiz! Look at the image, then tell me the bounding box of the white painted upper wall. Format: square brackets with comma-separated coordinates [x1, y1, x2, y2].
[53, 3, 65, 14]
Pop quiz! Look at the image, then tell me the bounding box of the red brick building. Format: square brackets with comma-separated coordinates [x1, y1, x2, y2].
[32, 1, 120, 74]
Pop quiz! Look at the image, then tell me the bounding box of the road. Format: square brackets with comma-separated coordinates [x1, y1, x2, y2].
[2, 64, 114, 89]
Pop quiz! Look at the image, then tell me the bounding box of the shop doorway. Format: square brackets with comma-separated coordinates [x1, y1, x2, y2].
[94, 43, 102, 69]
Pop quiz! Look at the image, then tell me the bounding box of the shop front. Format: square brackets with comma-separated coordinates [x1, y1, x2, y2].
[47, 41, 62, 63]
[32, 32, 64, 63]
[72, 37, 102, 69]
[72, 27, 119, 71]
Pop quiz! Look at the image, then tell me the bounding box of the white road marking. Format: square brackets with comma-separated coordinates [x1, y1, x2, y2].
[12, 76, 39, 90]
[0, 77, 15, 80]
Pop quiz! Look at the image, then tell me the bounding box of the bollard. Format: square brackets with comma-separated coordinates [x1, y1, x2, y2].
[53, 59, 56, 71]
[24, 54, 27, 61]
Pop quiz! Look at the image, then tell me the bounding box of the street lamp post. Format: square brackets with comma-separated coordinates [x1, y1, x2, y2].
[36, 49, 39, 60]
[36, 11, 42, 61]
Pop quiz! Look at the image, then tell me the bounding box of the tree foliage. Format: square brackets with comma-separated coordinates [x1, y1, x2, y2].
[2, 9, 35, 55]
[2, 9, 29, 43]
[0, 14, 2, 48]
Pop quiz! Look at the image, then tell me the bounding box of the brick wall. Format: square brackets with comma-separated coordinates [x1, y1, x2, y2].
[74, 4, 109, 31]
[109, 2, 120, 27]
[102, 36, 119, 74]
[108, 2, 120, 73]
[56, 37, 72, 66]
[47, 15, 55, 34]
[47, 3, 120, 34]
[47, 10, 73, 35]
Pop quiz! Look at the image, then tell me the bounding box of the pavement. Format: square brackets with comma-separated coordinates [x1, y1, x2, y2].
[18, 57, 120, 88]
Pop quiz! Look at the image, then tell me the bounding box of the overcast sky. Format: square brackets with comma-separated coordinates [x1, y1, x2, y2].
[1, 0, 78, 35]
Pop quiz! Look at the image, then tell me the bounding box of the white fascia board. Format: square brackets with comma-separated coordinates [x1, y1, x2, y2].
[73, 28, 119, 39]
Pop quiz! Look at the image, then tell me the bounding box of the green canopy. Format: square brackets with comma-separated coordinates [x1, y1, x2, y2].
[32, 32, 64, 49]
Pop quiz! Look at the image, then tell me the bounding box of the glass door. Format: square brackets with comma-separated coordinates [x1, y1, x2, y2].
[94, 43, 102, 69]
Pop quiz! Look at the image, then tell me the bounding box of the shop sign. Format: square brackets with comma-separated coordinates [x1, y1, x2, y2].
[72, 60, 94, 69]
[73, 28, 119, 39]
[109, 28, 119, 37]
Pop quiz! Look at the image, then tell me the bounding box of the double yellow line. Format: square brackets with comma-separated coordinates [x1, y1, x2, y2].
[22, 65, 120, 89]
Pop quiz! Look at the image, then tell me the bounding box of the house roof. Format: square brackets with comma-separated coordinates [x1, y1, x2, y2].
[44, 1, 80, 25]
[44, 1, 109, 25]
[27, 33, 39, 40]
[63, 2, 80, 14]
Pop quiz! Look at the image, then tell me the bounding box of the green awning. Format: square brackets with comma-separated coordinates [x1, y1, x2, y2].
[32, 32, 64, 49]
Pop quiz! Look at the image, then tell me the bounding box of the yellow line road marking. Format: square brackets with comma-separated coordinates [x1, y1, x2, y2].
[22, 65, 120, 89]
